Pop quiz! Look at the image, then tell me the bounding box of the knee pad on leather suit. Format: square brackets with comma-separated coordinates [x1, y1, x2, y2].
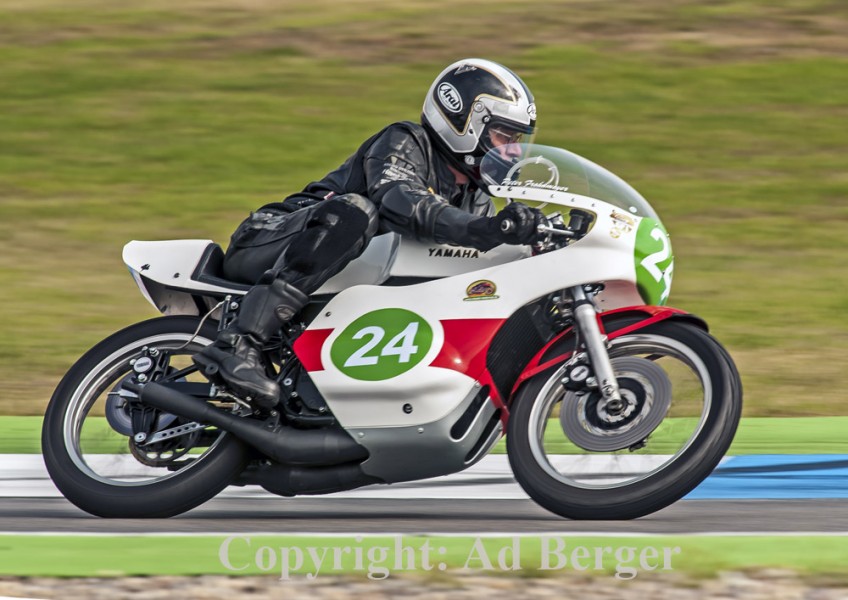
[273, 194, 378, 293]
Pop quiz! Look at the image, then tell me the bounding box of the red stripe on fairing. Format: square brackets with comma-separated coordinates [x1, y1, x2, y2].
[429, 318, 506, 378]
[294, 319, 511, 419]
[430, 318, 511, 421]
[292, 328, 333, 372]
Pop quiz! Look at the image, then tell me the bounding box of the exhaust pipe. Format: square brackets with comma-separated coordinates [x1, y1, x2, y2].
[239, 462, 383, 497]
[130, 382, 368, 467]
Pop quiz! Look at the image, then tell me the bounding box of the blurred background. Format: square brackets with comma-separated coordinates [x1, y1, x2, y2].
[1, 0, 846, 417]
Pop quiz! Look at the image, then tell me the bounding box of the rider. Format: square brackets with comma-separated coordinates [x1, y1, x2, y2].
[193, 58, 544, 408]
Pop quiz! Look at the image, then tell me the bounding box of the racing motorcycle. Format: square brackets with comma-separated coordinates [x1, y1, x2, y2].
[42, 144, 742, 519]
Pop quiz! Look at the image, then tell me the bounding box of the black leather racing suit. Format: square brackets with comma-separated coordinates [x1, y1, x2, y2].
[302, 120, 495, 245]
[222, 121, 498, 291]
[197, 121, 508, 406]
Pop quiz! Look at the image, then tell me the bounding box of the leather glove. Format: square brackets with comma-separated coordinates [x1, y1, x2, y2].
[468, 202, 544, 247]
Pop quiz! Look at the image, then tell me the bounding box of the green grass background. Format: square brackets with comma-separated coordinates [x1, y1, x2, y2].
[3, 415, 847, 454]
[2, 534, 848, 579]
[1, 0, 847, 416]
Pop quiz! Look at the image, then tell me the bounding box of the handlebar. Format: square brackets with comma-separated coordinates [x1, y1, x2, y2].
[500, 219, 516, 234]
[501, 218, 574, 238]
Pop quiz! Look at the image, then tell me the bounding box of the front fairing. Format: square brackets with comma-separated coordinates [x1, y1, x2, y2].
[480, 144, 674, 305]
[481, 143, 659, 219]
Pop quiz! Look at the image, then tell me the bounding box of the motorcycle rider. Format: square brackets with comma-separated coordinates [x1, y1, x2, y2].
[193, 58, 543, 408]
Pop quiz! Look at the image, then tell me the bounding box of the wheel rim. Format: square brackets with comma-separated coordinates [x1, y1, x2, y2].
[61, 332, 226, 487]
[526, 333, 713, 490]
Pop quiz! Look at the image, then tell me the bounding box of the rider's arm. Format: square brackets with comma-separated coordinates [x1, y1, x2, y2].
[363, 127, 501, 250]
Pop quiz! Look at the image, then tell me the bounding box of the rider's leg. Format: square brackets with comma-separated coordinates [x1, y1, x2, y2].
[273, 193, 378, 292]
[192, 277, 308, 407]
[193, 194, 378, 407]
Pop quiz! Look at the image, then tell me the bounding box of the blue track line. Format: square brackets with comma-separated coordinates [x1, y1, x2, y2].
[686, 455, 848, 499]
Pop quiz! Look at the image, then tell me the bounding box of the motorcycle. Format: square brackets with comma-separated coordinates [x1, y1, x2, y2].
[41, 144, 742, 519]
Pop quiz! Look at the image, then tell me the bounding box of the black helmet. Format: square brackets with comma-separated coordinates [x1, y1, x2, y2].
[422, 58, 536, 185]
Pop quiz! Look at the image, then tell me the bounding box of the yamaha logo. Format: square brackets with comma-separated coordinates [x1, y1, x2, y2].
[437, 82, 462, 114]
[527, 103, 537, 120]
[132, 356, 153, 374]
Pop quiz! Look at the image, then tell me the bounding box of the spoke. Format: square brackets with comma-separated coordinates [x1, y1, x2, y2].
[65, 331, 224, 486]
[531, 333, 711, 490]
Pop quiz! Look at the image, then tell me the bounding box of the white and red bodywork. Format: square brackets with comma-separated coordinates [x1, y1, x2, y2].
[122, 153, 685, 484]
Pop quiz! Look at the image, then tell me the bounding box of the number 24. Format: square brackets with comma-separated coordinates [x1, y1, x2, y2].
[344, 322, 420, 367]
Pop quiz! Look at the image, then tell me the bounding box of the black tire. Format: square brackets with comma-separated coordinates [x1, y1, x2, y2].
[42, 316, 250, 518]
[506, 320, 742, 520]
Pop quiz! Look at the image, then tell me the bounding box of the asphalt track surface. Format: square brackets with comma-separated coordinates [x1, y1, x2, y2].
[1, 497, 848, 534]
[3, 453, 848, 534]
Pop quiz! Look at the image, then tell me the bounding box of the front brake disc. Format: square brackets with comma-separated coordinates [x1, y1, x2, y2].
[559, 356, 672, 452]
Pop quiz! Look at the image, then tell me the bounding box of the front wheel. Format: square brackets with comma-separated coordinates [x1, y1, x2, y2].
[506, 320, 742, 520]
[42, 316, 249, 518]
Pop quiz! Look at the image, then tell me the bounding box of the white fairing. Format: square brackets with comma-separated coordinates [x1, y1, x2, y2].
[313, 234, 399, 293]
[123, 239, 232, 297]
[122, 231, 532, 307]
[384, 238, 530, 279]
[121, 144, 671, 484]
[315, 233, 530, 293]
[307, 189, 643, 429]
[123, 191, 644, 427]
[123, 239, 237, 315]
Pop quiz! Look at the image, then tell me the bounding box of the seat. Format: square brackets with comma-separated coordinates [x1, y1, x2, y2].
[190, 243, 252, 293]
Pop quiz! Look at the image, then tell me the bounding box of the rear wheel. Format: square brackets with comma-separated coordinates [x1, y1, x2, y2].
[42, 316, 249, 518]
[506, 320, 742, 520]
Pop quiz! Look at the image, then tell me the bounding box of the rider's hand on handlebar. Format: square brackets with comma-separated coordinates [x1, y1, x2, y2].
[491, 202, 545, 246]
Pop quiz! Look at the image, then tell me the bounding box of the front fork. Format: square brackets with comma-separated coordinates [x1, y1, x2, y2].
[569, 285, 625, 411]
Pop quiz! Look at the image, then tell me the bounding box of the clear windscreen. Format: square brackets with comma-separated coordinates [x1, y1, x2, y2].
[480, 143, 659, 220]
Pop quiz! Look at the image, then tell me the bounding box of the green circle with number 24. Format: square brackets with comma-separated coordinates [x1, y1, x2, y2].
[330, 309, 434, 381]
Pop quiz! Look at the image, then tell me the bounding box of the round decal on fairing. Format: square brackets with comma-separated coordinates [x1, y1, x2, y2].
[329, 309, 434, 381]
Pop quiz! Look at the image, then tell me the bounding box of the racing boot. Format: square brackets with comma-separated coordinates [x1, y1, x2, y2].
[193, 278, 308, 408]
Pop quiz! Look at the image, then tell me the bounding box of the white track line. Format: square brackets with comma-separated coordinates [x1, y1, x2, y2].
[1, 531, 847, 537]
[2, 454, 727, 500]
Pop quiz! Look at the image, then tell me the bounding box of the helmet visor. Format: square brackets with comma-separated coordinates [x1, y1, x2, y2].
[475, 121, 536, 186]
[482, 118, 535, 150]
[488, 125, 528, 146]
